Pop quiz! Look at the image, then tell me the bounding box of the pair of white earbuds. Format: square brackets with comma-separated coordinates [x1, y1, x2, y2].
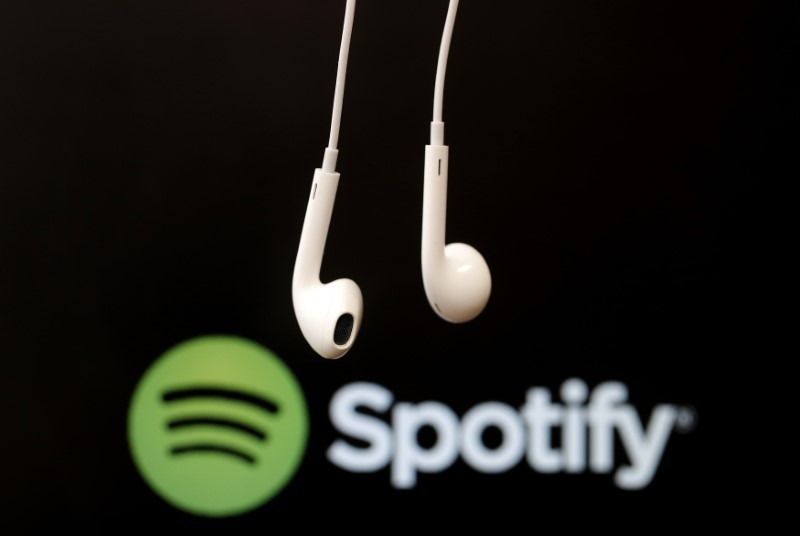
[292, 0, 491, 359]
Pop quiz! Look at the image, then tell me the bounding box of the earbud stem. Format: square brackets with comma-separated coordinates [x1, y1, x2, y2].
[293, 168, 341, 293]
[422, 143, 449, 284]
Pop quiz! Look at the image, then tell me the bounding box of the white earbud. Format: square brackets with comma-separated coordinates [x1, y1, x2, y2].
[293, 152, 363, 359]
[293, 1, 362, 359]
[422, 133, 491, 323]
[421, 0, 491, 323]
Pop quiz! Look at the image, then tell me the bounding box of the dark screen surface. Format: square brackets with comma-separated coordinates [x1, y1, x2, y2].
[0, 0, 784, 529]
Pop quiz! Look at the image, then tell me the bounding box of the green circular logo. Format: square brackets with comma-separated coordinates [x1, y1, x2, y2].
[128, 336, 309, 517]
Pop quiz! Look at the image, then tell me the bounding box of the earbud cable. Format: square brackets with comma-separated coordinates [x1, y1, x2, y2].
[323, 0, 356, 173]
[432, 0, 459, 146]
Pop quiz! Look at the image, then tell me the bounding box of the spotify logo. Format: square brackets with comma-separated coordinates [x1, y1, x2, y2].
[128, 336, 309, 517]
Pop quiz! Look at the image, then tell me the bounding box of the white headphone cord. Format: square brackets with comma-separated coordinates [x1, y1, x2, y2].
[432, 0, 459, 146]
[323, 0, 356, 173]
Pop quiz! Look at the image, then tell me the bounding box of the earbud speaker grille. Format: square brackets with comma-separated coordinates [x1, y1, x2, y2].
[334, 314, 354, 346]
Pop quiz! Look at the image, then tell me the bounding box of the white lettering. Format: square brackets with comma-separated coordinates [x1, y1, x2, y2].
[614, 404, 678, 489]
[327, 378, 683, 490]
[461, 402, 525, 473]
[327, 382, 394, 472]
[392, 401, 460, 489]
[521, 388, 563, 473]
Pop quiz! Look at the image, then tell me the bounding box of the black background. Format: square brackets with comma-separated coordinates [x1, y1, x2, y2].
[0, 0, 788, 529]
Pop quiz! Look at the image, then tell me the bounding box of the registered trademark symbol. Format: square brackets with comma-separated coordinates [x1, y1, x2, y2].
[674, 405, 698, 433]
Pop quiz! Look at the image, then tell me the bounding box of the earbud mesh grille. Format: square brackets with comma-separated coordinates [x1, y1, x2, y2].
[334, 314, 354, 346]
